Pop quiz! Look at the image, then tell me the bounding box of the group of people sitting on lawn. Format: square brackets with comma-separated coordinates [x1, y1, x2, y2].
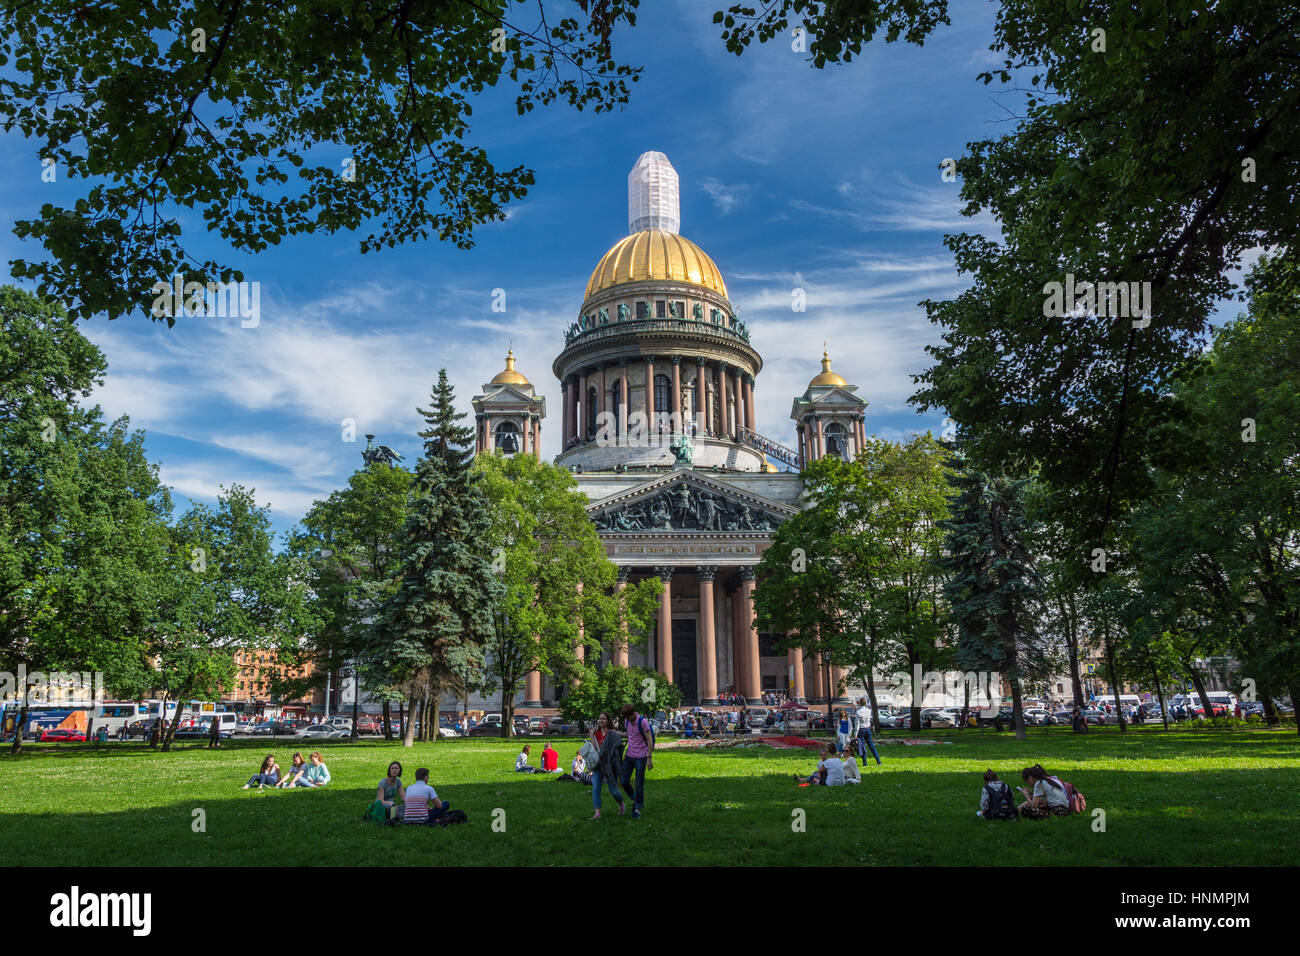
[241, 751, 330, 790]
[977, 765, 1086, 820]
[794, 744, 864, 786]
[362, 761, 452, 824]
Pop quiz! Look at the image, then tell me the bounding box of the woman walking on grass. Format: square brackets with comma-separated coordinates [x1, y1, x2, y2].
[589, 712, 625, 819]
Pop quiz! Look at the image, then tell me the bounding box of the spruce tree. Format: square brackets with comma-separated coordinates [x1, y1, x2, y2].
[373, 370, 502, 747]
[940, 470, 1046, 741]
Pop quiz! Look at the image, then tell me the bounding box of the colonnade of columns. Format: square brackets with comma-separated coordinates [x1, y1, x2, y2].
[518, 564, 853, 708]
[477, 413, 543, 458]
[795, 413, 867, 468]
[562, 358, 756, 446]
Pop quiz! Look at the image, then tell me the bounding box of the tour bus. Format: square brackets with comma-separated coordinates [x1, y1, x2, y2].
[0, 703, 94, 740]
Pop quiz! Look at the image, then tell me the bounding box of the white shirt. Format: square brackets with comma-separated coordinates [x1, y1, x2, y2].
[1034, 777, 1069, 809]
[842, 758, 861, 784]
[515, 752, 529, 770]
[819, 757, 846, 786]
[855, 705, 872, 730]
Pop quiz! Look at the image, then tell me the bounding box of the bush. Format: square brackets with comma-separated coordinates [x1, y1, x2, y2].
[559, 665, 683, 727]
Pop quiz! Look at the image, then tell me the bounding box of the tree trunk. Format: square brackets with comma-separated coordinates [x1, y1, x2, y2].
[382, 700, 393, 740]
[1059, 594, 1085, 706]
[401, 691, 417, 747]
[1289, 680, 1300, 736]
[430, 696, 441, 745]
[1010, 677, 1026, 741]
[10, 704, 27, 755]
[865, 669, 881, 735]
[824, 660, 834, 732]
[163, 701, 185, 753]
[502, 665, 515, 740]
[1149, 659, 1169, 731]
[1261, 692, 1277, 726]
[1105, 637, 1126, 732]
[1186, 659, 1214, 720]
[350, 677, 360, 741]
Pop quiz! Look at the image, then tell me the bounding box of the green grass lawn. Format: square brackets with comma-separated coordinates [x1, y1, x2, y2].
[2, 726, 1297, 866]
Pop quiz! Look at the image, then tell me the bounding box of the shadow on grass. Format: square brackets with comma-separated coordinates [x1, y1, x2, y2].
[0, 743, 1296, 866]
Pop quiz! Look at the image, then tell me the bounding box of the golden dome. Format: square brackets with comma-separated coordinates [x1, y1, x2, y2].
[490, 350, 531, 386]
[809, 348, 847, 388]
[584, 230, 728, 301]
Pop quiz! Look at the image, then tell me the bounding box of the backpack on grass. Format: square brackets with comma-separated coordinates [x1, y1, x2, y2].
[1061, 780, 1086, 813]
[983, 782, 1018, 821]
[436, 809, 468, 826]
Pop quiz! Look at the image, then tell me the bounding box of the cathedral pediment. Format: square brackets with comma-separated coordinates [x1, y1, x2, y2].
[588, 471, 795, 535]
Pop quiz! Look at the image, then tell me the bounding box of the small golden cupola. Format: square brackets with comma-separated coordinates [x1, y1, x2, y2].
[807, 348, 847, 389]
[490, 349, 531, 386]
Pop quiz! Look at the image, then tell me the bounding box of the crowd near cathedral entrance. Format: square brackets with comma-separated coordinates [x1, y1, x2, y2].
[473, 152, 868, 708]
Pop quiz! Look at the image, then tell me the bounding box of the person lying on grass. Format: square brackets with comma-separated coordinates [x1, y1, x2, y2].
[243, 754, 281, 790]
[398, 767, 449, 825]
[275, 752, 307, 788]
[1016, 765, 1069, 818]
[296, 751, 330, 788]
[794, 745, 846, 786]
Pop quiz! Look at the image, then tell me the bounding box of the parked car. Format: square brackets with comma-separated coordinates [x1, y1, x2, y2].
[39, 728, 87, 742]
[297, 724, 349, 739]
[920, 708, 956, 729]
[527, 717, 545, 735]
[468, 719, 510, 737]
[541, 716, 581, 735]
[1080, 708, 1110, 725]
[1023, 707, 1056, 726]
[354, 715, 383, 734]
[174, 723, 231, 739]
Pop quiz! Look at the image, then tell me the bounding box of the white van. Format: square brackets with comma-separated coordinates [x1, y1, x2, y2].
[199, 712, 239, 734]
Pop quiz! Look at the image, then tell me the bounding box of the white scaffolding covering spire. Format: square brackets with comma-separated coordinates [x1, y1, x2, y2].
[627, 151, 680, 234]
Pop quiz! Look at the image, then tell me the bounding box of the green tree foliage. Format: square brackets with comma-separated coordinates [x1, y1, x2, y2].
[288, 460, 413, 739]
[560, 664, 680, 727]
[756, 435, 954, 729]
[0, 286, 171, 752]
[154, 484, 311, 751]
[722, 2, 1299, 556]
[476, 450, 659, 737]
[0, 1, 642, 320]
[1130, 256, 1300, 727]
[941, 470, 1049, 740]
[372, 370, 502, 747]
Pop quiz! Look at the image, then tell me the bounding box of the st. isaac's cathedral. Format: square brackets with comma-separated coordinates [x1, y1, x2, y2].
[472, 152, 867, 708]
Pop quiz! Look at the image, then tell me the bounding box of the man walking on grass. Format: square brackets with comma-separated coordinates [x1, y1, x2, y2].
[619, 703, 654, 819]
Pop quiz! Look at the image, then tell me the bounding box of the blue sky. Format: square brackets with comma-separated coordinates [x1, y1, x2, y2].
[2, 0, 1020, 541]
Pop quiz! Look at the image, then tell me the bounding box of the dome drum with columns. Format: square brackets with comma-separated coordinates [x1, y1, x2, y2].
[484, 153, 865, 709]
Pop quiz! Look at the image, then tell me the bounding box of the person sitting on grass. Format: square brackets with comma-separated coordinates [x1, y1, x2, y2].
[542, 742, 560, 773]
[243, 754, 281, 790]
[398, 767, 448, 825]
[569, 751, 592, 785]
[794, 745, 846, 787]
[275, 752, 307, 788]
[516, 745, 540, 773]
[365, 761, 403, 821]
[977, 770, 1017, 819]
[1016, 764, 1069, 819]
[296, 751, 331, 788]
[842, 753, 861, 785]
